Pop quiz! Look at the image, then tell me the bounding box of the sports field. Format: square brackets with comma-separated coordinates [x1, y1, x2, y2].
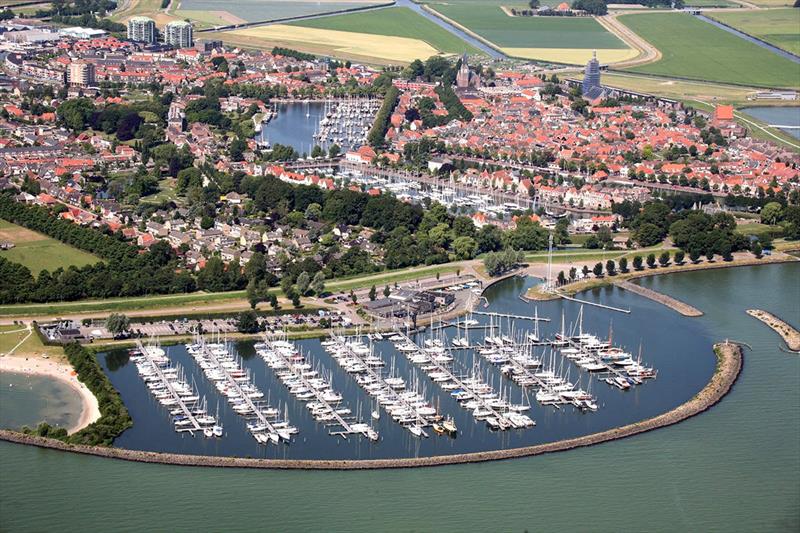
[426, 2, 632, 64]
[0, 220, 100, 276]
[218, 25, 439, 64]
[621, 13, 800, 89]
[709, 8, 800, 56]
[289, 7, 479, 55]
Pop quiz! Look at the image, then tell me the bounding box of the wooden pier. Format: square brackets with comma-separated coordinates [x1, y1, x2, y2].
[136, 340, 203, 435]
[556, 292, 631, 314]
[260, 339, 368, 440]
[196, 341, 282, 440]
[395, 332, 517, 430]
[329, 336, 431, 436]
[473, 311, 551, 322]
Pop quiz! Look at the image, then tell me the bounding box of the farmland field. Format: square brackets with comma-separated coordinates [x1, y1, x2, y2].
[0, 219, 100, 276]
[709, 8, 800, 56]
[289, 7, 480, 55]
[217, 25, 439, 64]
[425, 2, 633, 64]
[621, 13, 800, 89]
[177, 0, 384, 23]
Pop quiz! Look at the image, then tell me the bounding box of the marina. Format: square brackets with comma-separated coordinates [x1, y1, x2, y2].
[257, 98, 379, 154]
[130, 340, 219, 437]
[87, 275, 724, 460]
[393, 331, 535, 431]
[322, 334, 441, 438]
[186, 338, 292, 445]
[256, 337, 378, 441]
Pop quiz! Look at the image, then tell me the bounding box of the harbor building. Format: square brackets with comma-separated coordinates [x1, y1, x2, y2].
[164, 20, 193, 49]
[127, 16, 157, 44]
[67, 60, 95, 88]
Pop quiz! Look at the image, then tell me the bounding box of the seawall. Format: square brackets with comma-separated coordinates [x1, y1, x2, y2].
[746, 309, 800, 352]
[0, 342, 743, 470]
[615, 280, 703, 316]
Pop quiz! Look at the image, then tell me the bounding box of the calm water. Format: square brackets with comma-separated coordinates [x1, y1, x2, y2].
[0, 372, 82, 431]
[258, 102, 326, 155]
[741, 106, 800, 140]
[1, 263, 798, 531]
[98, 276, 713, 460]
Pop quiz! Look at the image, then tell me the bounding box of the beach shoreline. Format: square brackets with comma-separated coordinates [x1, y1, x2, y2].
[0, 356, 101, 434]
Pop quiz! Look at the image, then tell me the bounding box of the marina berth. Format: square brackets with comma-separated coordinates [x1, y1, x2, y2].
[322, 334, 442, 438]
[129, 340, 220, 437]
[256, 336, 378, 441]
[392, 331, 534, 431]
[186, 337, 294, 445]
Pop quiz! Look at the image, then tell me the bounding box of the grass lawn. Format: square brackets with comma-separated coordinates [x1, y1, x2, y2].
[0, 263, 462, 316]
[0, 325, 64, 360]
[621, 13, 800, 89]
[141, 178, 180, 205]
[709, 8, 800, 56]
[290, 7, 480, 55]
[426, 2, 634, 63]
[683, 0, 736, 6]
[734, 222, 784, 238]
[599, 72, 762, 105]
[428, 3, 627, 49]
[0, 219, 101, 276]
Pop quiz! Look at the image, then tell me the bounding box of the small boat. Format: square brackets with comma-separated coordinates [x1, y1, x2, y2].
[432, 423, 445, 435]
[442, 418, 457, 434]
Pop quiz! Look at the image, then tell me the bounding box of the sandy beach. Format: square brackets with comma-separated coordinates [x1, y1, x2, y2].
[0, 356, 101, 433]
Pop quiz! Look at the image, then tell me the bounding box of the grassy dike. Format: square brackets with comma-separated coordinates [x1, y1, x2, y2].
[0, 342, 744, 469]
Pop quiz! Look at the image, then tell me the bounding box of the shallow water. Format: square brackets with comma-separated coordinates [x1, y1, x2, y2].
[0, 372, 82, 432]
[1, 263, 798, 531]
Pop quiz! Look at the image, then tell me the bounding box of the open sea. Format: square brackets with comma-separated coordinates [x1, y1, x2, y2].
[0, 263, 798, 531]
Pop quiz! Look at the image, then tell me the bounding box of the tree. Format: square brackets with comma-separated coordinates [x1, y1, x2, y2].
[291, 292, 301, 308]
[383, 285, 391, 297]
[752, 242, 763, 258]
[452, 236, 478, 260]
[582, 265, 590, 278]
[310, 145, 324, 159]
[674, 250, 685, 265]
[328, 144, 341, 158]
[569, 267, 577, 280]
[57, 98, 95, 131]
[632, 255, 643, 270]
[246, 278, 259, 309]
[296, 271, 310, 296]
[618, 257, 628, 273]
[310, 271, 325, 296]
[593, 262, 603, 277]
[236, 310, 260, 333]
[634, 222, 664, 247]
[706, 250, 715, 262]
[106, 313, 130, 338]
[646, 253, 656, 268]
[760, 202, 783, 225]
[268, 293, 279, 310]
[689, 249, 701, 263]
[606, 259, 616, 276]
[658, 252, 670, 267]
[557, 271, 566, 285]
[529, 0, 540, 7]
[350, 290, 358, 305]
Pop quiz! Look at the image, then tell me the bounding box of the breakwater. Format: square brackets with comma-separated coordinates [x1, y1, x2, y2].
[0, 342, 742, 469]
[746, 309, 800, 352]
[616, 280, 703, 317]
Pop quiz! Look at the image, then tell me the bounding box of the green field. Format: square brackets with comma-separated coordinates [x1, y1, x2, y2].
[709, 8, 800, 56]
[683, 0, 736, 6]
[0, 219, 100, 276]
[289, 7, 480, 55]
[428, 3, 627, 49]
[621, 13, 800, 89]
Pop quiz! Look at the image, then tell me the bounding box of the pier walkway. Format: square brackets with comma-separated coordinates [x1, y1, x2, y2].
[395, 332, 516, 430]
[136, 340, 202, 435]
[556, 292, 631, 314]
[328, 336, 432, 436]
[260, 339, 366, 439]
[473, 311, 551, 322]
[196, 341, 281, 439]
